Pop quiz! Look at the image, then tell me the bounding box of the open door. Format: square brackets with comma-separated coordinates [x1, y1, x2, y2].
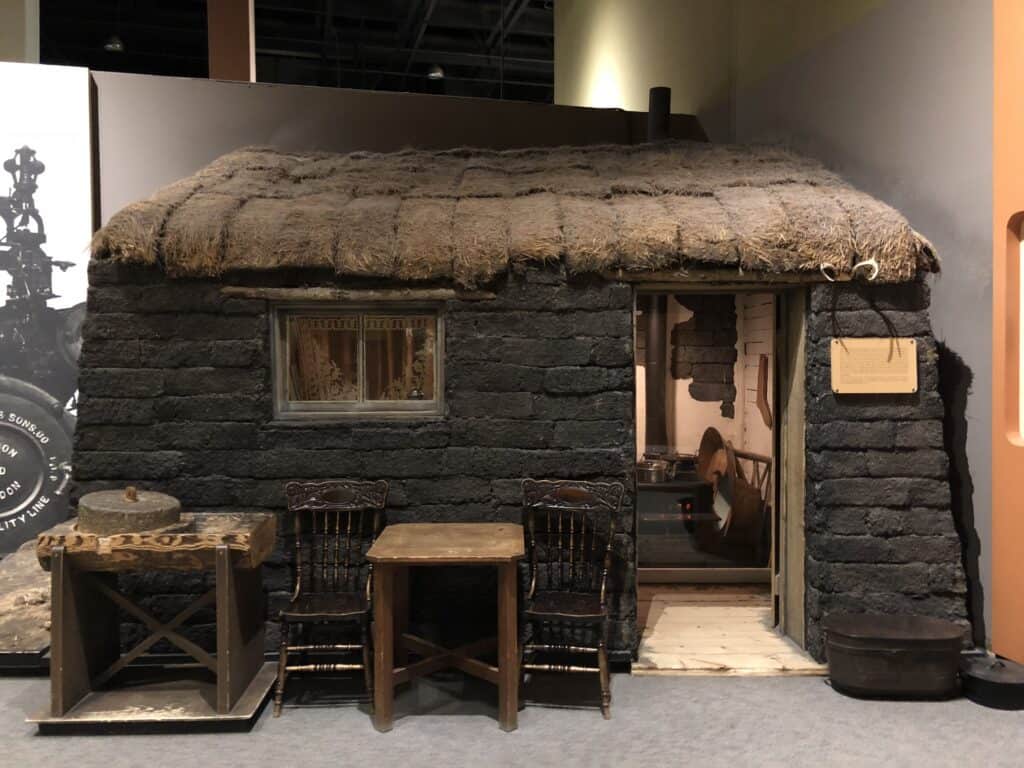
[774, 289, 807, 647]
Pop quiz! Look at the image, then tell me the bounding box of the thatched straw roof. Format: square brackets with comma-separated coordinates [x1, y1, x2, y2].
[92, 142, 937, 285]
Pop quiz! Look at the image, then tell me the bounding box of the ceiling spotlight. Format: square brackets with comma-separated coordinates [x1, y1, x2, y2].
[426, 64, 445, 80]
[103, 35, 125, 53]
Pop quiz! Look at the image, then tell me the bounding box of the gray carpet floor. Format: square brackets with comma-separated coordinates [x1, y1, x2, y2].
[3, 672, 1023, 768]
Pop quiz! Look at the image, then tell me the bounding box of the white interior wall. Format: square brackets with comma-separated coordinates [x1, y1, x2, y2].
[740, 293, 775, 459]
[635, 351, 646, 458]
[666, 298, 740, 456]
[637, 294, 775, 460]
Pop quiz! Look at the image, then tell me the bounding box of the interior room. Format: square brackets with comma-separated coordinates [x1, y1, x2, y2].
[633, 291, 818, 674]
[636, 291, 776, 575]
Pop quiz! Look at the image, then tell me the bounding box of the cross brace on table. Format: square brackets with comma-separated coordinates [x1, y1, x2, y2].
[371, 558, 520, 732]
[393, 634, 499, 686]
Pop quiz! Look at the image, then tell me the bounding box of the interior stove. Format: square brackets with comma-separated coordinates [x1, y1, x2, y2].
[636, 433, 771, 570]
[635, 293, 772, 573]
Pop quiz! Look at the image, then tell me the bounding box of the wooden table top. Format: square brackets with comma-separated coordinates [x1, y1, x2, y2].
[36, 512, 277, 572]
[367, 523, 524, 565]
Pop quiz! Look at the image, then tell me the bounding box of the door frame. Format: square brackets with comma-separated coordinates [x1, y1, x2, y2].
[631, 286, 806, 624]
[774, 289, 808, 647]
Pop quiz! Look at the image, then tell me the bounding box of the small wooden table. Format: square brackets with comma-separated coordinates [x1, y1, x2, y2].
[33, 512, 276, 730]
[367, 522, 524, 732]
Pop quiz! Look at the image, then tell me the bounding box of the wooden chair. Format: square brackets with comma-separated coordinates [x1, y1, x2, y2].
[274, 479, 388, 717]
[520, 478, 625, 719]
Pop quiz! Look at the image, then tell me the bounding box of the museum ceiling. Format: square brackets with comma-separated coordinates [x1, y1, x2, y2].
[39, 0, 555, 102]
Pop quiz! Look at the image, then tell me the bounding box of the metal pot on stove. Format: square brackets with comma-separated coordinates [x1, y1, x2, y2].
[635, 459, 670, 483]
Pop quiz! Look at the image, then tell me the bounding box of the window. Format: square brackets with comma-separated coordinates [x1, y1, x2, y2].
[273, 306, 443, 419]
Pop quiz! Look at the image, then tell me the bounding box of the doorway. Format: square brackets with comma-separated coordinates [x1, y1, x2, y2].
[632, 288, 816, 674]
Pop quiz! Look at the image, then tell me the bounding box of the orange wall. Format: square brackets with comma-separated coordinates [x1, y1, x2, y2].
[993, 0, 1024, 662]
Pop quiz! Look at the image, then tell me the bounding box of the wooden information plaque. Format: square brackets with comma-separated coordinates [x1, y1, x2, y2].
[830, 338, 918, 394]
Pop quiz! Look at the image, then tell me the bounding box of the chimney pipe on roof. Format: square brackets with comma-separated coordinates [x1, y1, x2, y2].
[647, 86, 671, 142]
[643, 294, 670, 456]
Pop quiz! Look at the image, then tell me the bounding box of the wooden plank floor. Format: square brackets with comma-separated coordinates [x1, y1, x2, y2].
[634, 584, 826, 676]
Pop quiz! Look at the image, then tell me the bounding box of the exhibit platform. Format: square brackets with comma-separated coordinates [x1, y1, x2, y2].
[0, 537, 51, 670]
[28, 662, 276, 734]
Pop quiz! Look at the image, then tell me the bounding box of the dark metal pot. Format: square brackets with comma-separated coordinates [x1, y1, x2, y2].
[823, 613, 964, 699]
[961, 655, 1024, 710]
[635, 459, 669, 484]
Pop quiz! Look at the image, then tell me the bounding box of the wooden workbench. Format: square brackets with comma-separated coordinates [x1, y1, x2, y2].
[31, 512, 276, 732]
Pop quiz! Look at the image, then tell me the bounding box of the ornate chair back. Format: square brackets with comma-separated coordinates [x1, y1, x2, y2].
[284, 480, 388, 597]
[522, 479, 624, 596]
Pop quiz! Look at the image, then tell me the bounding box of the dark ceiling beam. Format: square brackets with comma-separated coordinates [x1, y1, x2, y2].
[363, 0, 421, 90]
[317, 0, 334, 83]
[46, 43, 208, 64]
[255, 22, 551, 59]
[259, 55, 551, 89]
[257, 0, 552, 35]
[402, 0, 440, 75]
[41, 18, 208, 39]
[429, 5, 553, 37]
[258, 0, 403, 24]
[255, 42, 553, 72]
[41, 0, 553, 101]
[395, 0, 425, 45]
[484, 0, 532, 52]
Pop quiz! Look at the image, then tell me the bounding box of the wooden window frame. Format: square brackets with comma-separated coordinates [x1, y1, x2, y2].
[271, 303, 445, 421]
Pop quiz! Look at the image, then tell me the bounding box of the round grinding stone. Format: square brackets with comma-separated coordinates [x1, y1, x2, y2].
[77, 487, 181, 535]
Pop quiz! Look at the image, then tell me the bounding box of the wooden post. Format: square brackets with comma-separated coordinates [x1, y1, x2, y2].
[777, 292, 807, 645]
[216, 545, 265, 714]
[50, 548, 118, 716]
[497, 561, 518, 731]
[207, 0, 255, 82]
[372, 564, 395, 731]
[0, 0, 40, 63]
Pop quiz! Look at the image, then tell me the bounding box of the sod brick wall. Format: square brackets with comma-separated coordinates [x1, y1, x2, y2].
[74, 261, 971, 664]
[804, 281, 969, 659]
[74, 261, 638, 660]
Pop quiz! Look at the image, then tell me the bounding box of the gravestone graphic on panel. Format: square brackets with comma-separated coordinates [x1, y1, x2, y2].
[0, 147, 80, 550]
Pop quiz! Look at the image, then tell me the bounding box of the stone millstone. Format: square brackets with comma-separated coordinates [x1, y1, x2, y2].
[77, 487, 182, 535]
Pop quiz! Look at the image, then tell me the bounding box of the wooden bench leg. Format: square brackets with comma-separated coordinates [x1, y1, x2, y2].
[50, 547, 118, 717]
[216, 545, 265, 715]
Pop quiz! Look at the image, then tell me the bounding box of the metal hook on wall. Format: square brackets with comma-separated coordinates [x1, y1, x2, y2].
[851, 256, 880, 281]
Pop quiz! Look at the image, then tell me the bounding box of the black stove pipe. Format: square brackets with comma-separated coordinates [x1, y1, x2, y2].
[643, 294, 669, 456]
[647, 86, 671, 142]
[641, 86, 672, 458]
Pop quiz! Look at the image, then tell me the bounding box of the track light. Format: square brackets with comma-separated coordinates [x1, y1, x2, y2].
[103, 35, 125, 53]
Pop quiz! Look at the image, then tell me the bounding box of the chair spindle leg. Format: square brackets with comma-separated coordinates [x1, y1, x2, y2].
[598, 629, 611, 720]
[274, 619, 290, 717]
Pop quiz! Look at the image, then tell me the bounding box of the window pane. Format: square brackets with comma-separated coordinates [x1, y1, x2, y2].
[364, 315, 436, 401]
[288, 315, 359, 401]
